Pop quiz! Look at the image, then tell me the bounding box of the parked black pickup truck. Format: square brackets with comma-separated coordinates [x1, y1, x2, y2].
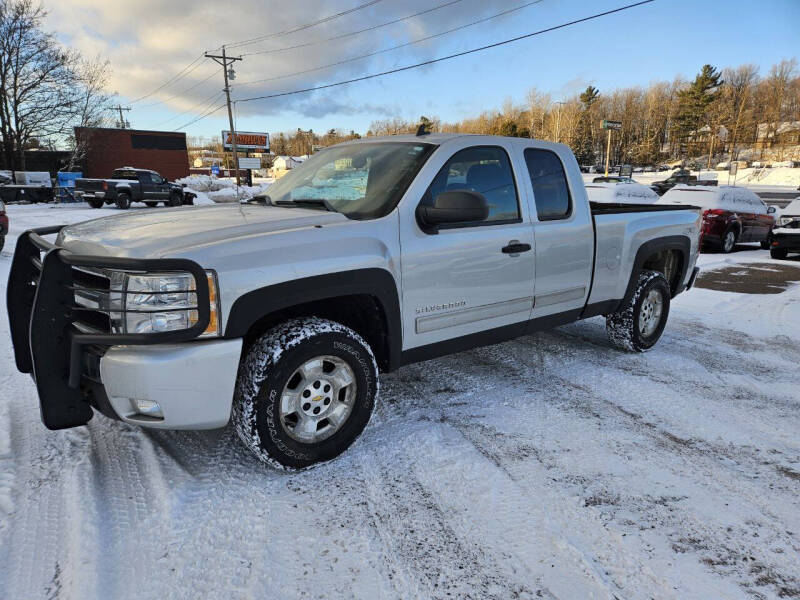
[75, 167, 196, 209]
[650, 171, 718, 196]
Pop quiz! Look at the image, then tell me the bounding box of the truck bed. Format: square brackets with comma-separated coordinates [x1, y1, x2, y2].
[590, 201, 699, 214]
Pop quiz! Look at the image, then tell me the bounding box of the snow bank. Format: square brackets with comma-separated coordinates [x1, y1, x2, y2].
[660, 185, 768, 213]
[585, 181, 658, 204]
[176, 176, 272, 203]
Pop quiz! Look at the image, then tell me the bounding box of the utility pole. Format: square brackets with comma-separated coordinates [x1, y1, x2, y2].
[113, 105, 131, 129]
[205, 46, 243, 186]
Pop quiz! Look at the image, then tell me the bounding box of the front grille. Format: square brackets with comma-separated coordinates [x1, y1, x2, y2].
[71, 267, 112, 333]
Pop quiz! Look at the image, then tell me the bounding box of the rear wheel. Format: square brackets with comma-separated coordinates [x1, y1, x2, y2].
[771, 247, 788, 260]
[115, 192, 131, 210]
[721, 227, 737, 253]
[606, 270, 671, 352]
[760, 239, 770, 250]
[0, 234, 4, 253]
[232, 317, 379, 470]
[87, 197, 104, 209]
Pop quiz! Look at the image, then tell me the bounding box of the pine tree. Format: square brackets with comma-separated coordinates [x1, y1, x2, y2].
[575, 86, 600, 164]
[673, 65, 723, 156]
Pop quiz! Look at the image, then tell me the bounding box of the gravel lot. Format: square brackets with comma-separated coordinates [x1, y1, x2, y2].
[1, 203, 798, 600]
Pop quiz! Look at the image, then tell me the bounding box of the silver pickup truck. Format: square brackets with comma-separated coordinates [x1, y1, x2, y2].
[7, 134, 701, 469]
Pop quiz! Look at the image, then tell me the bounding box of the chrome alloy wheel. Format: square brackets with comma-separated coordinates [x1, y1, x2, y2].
[639, 289, 664, 338]
[723, 230, 735, 253]
[279, 355, 357, 443]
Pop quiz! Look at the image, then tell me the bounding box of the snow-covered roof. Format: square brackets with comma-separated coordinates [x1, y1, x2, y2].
[585, 181, 659, 204]
[756, 121, 800, 139]
[660, 185, 768, 213]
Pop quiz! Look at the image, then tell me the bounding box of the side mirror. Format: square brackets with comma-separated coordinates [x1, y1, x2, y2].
[416, 190, 489, 232]
[767, 205, 777, 214]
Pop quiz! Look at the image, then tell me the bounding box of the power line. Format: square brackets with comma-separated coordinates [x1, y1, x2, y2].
[225, 0, 385, 50]
[128, 54, 207, 104]
[237, 0, 544, 87]
[127, 1, 385, 106]
[242, 0, 466, 57]
[154, 90, 224, 128]
[173, 102, 227, 132]
[140, 69, 218, 108]
[236, 1, 656, 104]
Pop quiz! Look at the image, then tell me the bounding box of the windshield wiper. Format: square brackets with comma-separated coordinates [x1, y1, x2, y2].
[274, 199, 337, 212]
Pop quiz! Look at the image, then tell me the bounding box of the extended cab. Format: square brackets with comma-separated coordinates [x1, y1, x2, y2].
[7, 134, 701, 469]
[75, 167, 196, 209]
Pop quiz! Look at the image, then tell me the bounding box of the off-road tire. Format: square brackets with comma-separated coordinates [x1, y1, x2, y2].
[606, 270, 671, 352]
[144, 201, 159, 208]
[87, 197, 104, 209]
[232, 317, 379, 470]
[720, 227, 737, 253]
[770, 247, 788, 260]
[115, 192, 131, 210]
[167, 193, 182, 207]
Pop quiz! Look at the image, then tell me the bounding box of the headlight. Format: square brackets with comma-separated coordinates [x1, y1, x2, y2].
[778, 217, 796, 226]
[107, 270, 220, 337]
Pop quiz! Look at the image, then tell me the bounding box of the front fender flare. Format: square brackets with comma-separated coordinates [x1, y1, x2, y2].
[224, 268, 403, 370]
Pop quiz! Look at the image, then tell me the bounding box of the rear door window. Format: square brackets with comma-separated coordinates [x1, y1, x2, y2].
[523, 149, 572, 221]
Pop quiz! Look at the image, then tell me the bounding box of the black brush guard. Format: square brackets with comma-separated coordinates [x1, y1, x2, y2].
[7, 226, 211, 430]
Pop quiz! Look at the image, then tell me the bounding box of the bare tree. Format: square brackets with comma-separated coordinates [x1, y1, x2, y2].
[0, 0, 113, 171]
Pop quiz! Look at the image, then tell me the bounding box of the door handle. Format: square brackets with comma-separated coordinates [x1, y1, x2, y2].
[502, 241, 531, 254]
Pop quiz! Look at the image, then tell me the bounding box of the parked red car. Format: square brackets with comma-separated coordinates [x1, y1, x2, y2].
[0, 198, 8, 252]
[660, 185, 776, 252]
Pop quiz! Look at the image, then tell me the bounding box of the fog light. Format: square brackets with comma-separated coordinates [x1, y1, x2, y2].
[130, 398, 164, 419]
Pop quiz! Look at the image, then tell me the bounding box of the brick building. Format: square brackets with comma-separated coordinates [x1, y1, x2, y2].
[74, 127, 190, 181]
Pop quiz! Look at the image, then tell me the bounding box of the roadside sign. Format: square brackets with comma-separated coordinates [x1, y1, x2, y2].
[238, 157, 260, 169]
[619, 164, 633, 178]
[601, 119, 622, 130]
[211, 164, 220, 176]
[222, 130, 270, 151]
[729, 162, 738, 176]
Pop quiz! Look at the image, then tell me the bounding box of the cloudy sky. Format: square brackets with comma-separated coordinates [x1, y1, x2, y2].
[47, 0, 799, 138]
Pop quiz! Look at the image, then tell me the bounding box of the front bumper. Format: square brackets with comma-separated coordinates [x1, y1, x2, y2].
[7, 226, 223, 430]
[100, 339, 242, 429]
[770, 233, 800, 251]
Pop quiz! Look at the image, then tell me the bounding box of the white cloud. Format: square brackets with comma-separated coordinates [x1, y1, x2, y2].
[45, 0, 517, 124]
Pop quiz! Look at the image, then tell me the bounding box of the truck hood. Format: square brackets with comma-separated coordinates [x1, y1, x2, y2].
[56, 204, 350, 257]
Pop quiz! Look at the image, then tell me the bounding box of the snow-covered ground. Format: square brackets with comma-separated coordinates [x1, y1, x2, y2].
[1, 203, 799, 599]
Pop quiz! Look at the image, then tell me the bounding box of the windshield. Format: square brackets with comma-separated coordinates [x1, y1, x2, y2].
[265, 142, 434, 219]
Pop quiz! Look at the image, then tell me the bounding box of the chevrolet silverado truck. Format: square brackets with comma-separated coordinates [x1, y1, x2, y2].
[74, 167, 196, 209]
[7, 134, 701, 469]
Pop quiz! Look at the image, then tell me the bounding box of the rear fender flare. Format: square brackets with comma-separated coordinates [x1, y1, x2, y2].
[620, 235, 691, 306]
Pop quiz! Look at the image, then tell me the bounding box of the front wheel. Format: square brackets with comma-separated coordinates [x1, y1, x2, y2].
[167, 193, 182, 207]
[606, 270, 671, 352]
[232, 317, 379, 470]
[771, 247, 788, 260]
